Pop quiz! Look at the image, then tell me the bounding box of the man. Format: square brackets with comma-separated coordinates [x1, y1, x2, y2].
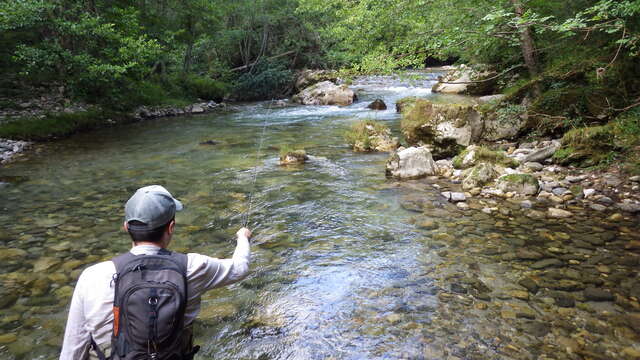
[61, 185, 251, 359]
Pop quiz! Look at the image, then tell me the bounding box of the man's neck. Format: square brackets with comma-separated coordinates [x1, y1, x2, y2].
[132, 241, 166, 248]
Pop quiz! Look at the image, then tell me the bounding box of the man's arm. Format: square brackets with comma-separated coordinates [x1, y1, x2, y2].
[187, 227, 251, 292]
[60, 271, 90, 360]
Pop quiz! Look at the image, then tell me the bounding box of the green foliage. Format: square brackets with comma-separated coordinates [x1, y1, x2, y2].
[233, 60, 293, 101]
[0, 109, 129, 140]
[181, 75, 230, 101]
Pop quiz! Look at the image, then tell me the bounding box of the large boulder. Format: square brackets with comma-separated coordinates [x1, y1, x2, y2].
[386, 147, 438, 180]
[432, 65, 497, 96]
[496, 174, 540, 196]
[294, 70, 338, 92]
[400, 99, 482, 158]
[481, 108, 527, 141]
[292, 81, 356, 106]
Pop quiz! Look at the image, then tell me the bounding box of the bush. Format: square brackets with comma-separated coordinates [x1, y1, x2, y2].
[181, 75, 230, 101]
[233, 60, 293, 101]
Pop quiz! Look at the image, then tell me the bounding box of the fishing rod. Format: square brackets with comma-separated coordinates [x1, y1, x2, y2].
[241, 99, 275, 228]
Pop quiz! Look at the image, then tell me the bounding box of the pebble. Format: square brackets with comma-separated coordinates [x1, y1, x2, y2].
[609, 213, 624, 222]
[630, 176, 640, 182]
[552, 187, 569, 196]
[589, 203, 607, 212]
[456, 202, 469, 210]
[520, 200, 532, 209]
[566, 175, 588, 183]
[583, 188, 596, 198]
[584, 287, 615, 302]
[0, 333, 17, 344]
[518, 278, 539, 294]
[548, 208, 572, 218]
[531, 258, 563, 269]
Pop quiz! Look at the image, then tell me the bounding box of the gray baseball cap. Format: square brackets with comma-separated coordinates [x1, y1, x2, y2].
[125, 185, 183, 230]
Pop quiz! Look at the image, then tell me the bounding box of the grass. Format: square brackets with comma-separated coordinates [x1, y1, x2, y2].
[279, 145, 306, 158]
[344, 119, 389, 151]
[0, 109, 131, 141]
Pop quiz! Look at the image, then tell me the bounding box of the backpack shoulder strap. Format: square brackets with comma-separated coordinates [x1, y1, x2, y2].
[158, 248, 188, 276]
[112, 251, 138, 274]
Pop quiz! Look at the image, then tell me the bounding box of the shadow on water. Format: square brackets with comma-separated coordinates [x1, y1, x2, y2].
[0, 72, 639, 359]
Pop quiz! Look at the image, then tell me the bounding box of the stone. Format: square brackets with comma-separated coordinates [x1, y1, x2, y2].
[367, 99, 387, 110]
[617, 202, 640, 213]
[441, 192, 466, 202]
[496, 174, 540, 196]
[622, 347, 640, 359]
[551, 187, 569, 196]
[279, 150, 308, 165]
[548, 208, 572, 218]
[386, 147, 438, 180]
[0, 333, 17, 344]
[462, 162, 500, 190]
[292, 81, 356, 106]
[416, 219, 439, 230]
[590, 203, 607, 212]
[520, 200, 532, 208]
[630, 176, 640, 182]
[0, 248, 28, 261]
[432, 65, 497, 95]
[510, 290, 530, 300]
[190, 104, 205, 114]
[565, 175, 588, 183]
[531, 258, 563, 269]
[609, 213, 624, 222]
[348, 121, 399, 152]
[583, 188, 596, 198]
[400, 99, 483, 157]
[553, 293, 576, 307]
[456, 202, 469, 210]
[583, 287, 614, 302]
[516, 249, 544, 260]
[32, 257, 61, 272]
[477, 94, 505, 104]
[294, 69, 338, 91]
[518, 277, 539, 294]
[524, 162, 543, 171]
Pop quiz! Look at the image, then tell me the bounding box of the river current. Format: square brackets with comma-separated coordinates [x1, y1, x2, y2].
[0, 72, 639, 359]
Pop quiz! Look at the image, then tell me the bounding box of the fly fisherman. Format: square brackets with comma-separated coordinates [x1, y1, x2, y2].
[60, 185, 252, 359]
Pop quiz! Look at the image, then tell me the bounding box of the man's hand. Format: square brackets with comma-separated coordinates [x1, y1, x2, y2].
[236, 227, 252, 240]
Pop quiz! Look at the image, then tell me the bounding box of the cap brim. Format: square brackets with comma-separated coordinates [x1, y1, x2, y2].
[174, 198, 183, 211]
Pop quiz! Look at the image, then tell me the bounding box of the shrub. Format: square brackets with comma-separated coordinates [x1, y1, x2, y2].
[233, 60, 293, 101]
[181, 75, 230, 101]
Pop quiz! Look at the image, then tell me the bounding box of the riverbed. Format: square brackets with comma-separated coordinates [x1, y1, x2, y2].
[0, 71, 639, 359]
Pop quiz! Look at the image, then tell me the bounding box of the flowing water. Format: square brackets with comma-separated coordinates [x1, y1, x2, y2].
[0, 71, 639, 360]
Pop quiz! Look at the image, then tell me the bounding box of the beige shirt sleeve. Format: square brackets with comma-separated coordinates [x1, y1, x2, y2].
[186, 236, 251, 294]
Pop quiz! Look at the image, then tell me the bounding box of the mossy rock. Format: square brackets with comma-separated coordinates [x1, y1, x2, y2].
[462, 162, 500, 190]
[400, 99, 482, 158]
[496, 174, 540, 196]
[279, 148, 308, 165]
[452, 145, 518, 169]
[395, 97, 419, 113]
[344, 119, 398, 152]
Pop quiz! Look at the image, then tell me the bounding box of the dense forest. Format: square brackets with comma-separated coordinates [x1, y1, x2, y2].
[1, 0, 639, 169]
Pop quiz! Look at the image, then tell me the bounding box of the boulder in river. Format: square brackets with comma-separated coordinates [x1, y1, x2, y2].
[292, 81, 356, 106]
[400, 99, 482, 158]
[367, 99, 387, 110]
[386, 146, 438, 180]
[462, 162, 500, 190]
[452, 145, 518, 169]
[294, 70, 338, 92]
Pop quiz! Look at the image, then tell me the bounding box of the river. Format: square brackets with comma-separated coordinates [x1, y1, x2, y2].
[0, 71, 639, 359]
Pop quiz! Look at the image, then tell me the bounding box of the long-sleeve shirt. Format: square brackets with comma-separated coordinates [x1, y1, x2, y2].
[60, 238, 250, 360]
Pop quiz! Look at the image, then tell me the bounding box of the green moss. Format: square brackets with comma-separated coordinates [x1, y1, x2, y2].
[554, 110, 640, 168]
[395, 97, 419, 113]
[400, 99, 475, 145]
[452, 145, 518, 169]
[279, 145, 306, 159]
[0, 109, 130, 141]
[500, 173, 538, 186]
[344, 119, 390, 151]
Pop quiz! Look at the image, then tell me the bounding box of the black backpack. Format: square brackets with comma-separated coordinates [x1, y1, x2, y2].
[90, 248, 199, 360]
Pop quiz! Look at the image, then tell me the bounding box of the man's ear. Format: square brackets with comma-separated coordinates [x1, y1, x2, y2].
[123, 221, 128, 231]
[167, 220, 175, 235]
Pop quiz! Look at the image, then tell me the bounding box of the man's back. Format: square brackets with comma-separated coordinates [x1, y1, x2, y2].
[61, 242, 250, 359]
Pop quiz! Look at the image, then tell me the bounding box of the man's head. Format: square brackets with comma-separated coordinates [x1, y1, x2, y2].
[124, 185, 183, 246]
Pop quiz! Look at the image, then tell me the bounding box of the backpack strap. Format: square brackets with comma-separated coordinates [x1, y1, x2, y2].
[89, 333, 109, 360]
[111, 251, 138, 274]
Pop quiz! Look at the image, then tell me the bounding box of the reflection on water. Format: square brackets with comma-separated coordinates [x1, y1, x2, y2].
[0, 72, 639, 359]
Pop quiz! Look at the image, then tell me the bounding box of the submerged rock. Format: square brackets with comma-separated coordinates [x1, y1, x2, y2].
[292, 81, 356, 106]
[385, 146, 438, 180]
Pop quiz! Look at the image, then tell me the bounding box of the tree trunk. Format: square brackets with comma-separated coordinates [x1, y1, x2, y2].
[511, 0, 541, 96]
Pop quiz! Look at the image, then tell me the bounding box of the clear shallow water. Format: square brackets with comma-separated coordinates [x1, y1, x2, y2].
[1, 72, 639, 359]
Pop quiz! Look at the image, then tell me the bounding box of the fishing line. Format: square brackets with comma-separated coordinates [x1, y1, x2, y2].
[242, 99, 275, 228]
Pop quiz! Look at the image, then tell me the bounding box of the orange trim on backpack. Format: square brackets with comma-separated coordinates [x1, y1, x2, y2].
[113, 306, 120, 336]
